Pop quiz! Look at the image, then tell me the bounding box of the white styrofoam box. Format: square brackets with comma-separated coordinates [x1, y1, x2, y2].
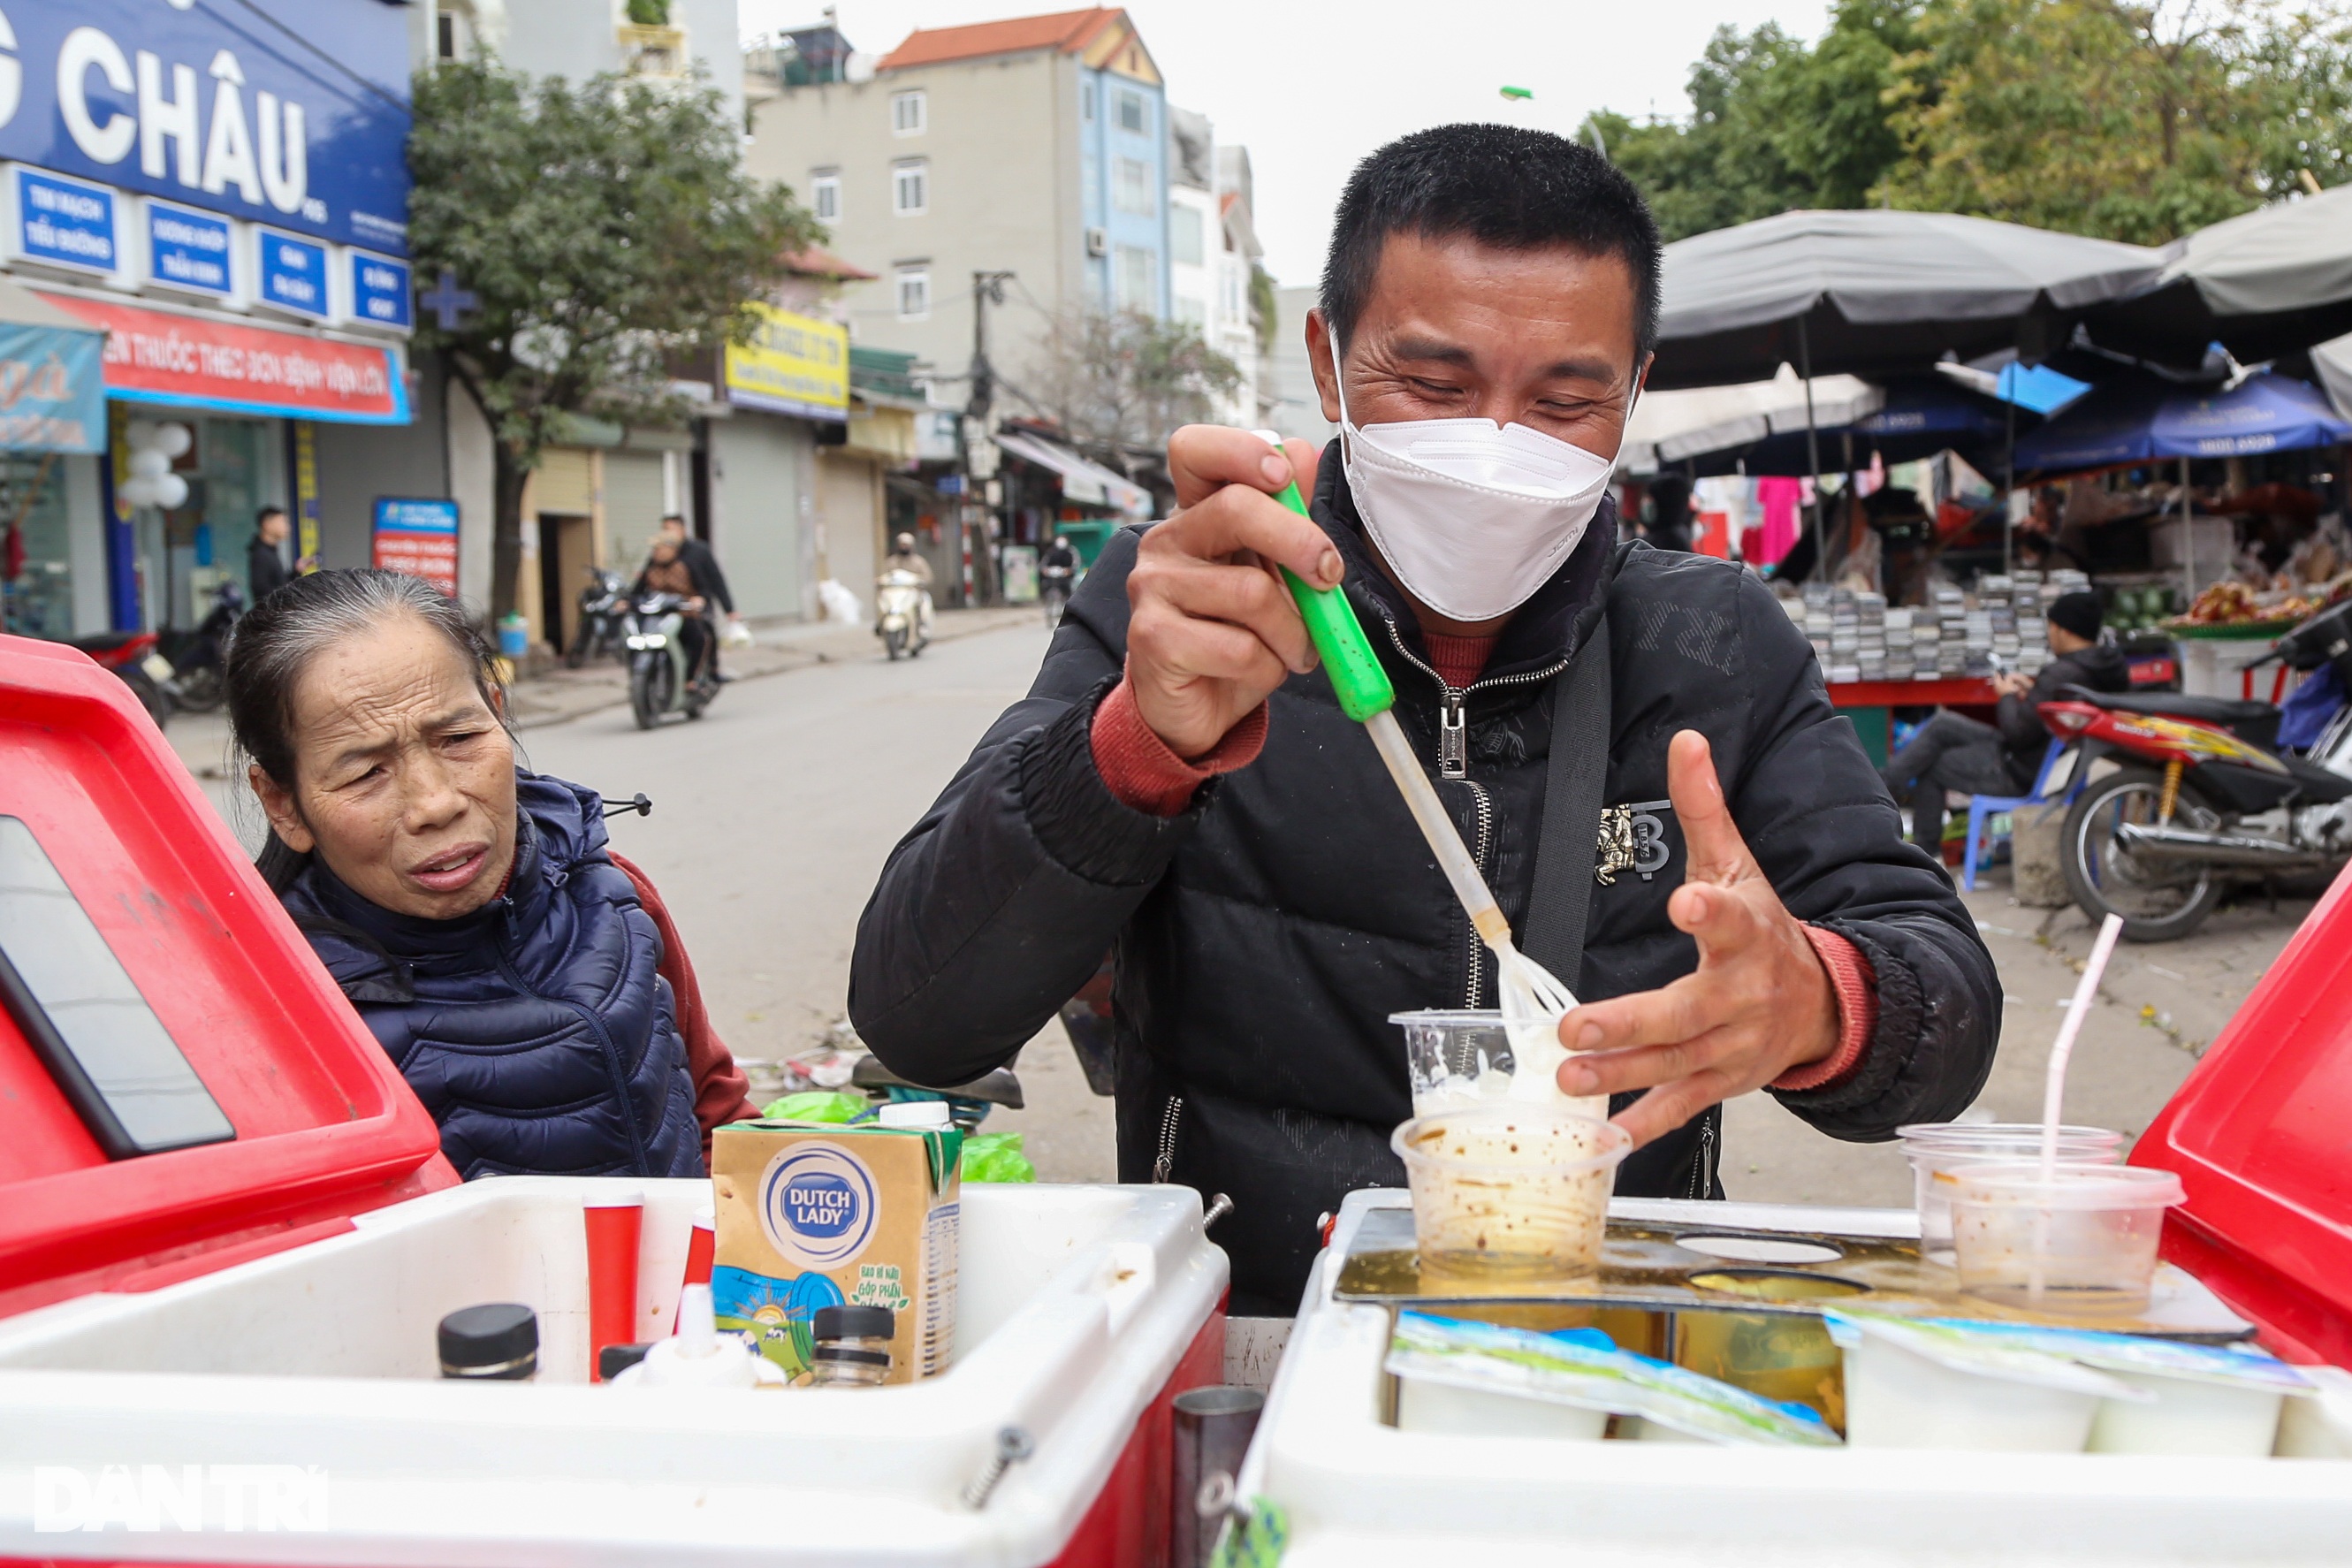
[0, 1177, 1226, 1566]
[1239, 1191, 2349, 1568]
[2182, 636, 2290, 699]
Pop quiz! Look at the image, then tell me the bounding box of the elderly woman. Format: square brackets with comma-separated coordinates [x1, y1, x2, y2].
[226, 569, 754, 1178]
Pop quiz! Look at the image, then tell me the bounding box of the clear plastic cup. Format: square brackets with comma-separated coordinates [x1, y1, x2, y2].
[1391, 1010, 1518, 1116]
[1949, 1161, 2186, 1316]
[1902, 1128, 2124, 1256]
[1392, 1107, 1631, 1279]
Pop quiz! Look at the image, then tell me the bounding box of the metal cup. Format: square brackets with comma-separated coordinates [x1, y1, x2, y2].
[1169, 1385, 1265, 1568]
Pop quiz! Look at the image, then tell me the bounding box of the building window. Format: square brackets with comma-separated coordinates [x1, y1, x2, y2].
[896, 267, 930, 320]
[1115, 245, 1155, 312]
[892, 90, 926, 135]
[1170, 205, 1204, 266]
[1174, 294, 1206, 328]
[811, 170, 840, 221]
[1117, 89, 1145, 133]
[893, 159, 928, 216]
[1113, 156, 1152, 217]
[1224, 258, 1245, 319]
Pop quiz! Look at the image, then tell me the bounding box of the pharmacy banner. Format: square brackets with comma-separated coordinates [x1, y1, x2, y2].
[371, 498, 459, 598]
[39, 293, 408, 424]
[724, 305, 849, 422]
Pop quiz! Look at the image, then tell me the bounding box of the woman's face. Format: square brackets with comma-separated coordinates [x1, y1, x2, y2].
[251, 612, 518, 919]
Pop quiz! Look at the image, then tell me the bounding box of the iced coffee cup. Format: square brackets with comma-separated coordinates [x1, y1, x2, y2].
[1392, 1107, 1631, 1279]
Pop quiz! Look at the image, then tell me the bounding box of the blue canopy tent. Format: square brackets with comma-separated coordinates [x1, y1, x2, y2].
[2015, 370, 2352, 601]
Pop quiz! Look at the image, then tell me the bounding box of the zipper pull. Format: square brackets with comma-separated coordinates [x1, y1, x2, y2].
[1440, 690, 1467, 780]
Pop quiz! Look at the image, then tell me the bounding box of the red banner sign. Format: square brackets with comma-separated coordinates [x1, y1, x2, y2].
[34, 292, 408, 424]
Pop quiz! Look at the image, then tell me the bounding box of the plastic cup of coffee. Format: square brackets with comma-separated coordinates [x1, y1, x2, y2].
[1391, 1010, 1518, 1116]
[1901, 1128, 2124, 1256]
[1949, 1161, 2185, 1316]
[1392, 1107, 1631, 1279]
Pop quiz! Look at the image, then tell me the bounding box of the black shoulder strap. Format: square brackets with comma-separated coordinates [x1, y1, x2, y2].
[1522, 613, 1610, 995]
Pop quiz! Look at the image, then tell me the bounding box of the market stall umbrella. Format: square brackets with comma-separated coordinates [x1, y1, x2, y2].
[1649, 209, 2166, 391]
[1710, 378, 2030, 477]
[2310, 330, 2352, 422]
[1617, 366, 1881, 475]
[2086, 186, 2352, 371]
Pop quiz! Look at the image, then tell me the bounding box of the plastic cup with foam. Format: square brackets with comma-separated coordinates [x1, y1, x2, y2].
[1392, 1106, 1630, 1279]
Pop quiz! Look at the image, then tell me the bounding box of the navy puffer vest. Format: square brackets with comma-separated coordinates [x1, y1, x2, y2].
[282, 773, 703, 1180]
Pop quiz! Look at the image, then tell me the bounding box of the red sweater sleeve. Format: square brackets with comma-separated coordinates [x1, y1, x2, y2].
[610, 851, 757, 1156]
[1090, 674, 1269, 817]
[1771, 927, 1879, 1092]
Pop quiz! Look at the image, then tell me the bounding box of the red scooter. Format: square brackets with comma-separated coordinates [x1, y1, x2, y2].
[63, 628, 175, 727]
[2040, 599, 2352, 940]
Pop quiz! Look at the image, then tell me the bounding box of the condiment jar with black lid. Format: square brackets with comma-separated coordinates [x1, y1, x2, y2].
[808, 1304, 894, 1387]
[438, 1303, 539, 1381]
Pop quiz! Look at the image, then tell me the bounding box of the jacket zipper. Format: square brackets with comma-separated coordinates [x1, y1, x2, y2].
[1153, 1095, 1183, 1184]
[1378, 618, 1570, 1007]
[1686, 1113, 1717, 1200]
[491, 912, 656, 1177]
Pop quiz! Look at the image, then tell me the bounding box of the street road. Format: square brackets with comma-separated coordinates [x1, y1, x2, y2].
[181, 619, 2303, 1197]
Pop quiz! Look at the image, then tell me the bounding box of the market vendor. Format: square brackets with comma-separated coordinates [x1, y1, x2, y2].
[227, 568, 755, 1180]
[850, 125, 1999, 1313]
[1880, 591, 2128, 846]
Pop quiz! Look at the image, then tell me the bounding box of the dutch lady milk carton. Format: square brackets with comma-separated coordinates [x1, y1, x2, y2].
[710, 1119, 961, 1384]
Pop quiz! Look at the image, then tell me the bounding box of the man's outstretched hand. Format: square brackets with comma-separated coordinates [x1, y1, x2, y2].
[1126, 426, 1336, 758]
[1555, 729, 1842, 1147]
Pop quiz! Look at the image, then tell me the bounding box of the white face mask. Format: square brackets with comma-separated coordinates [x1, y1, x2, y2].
[1331, 343, 1624, 623]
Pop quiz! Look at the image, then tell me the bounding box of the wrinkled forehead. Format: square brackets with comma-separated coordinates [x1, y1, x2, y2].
[286, 613, 491, 758]
[1353, 231, 1642, 378]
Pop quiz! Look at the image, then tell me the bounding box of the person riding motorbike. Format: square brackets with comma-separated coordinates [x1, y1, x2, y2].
[1039, 534, 1078, 628]
[658, 514, 740, 680]
[634, 537, 716, 690]
[881, 532, 935, 640]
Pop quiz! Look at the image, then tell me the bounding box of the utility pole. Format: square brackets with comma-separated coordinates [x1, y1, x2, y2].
[960, 270, 1013, 606]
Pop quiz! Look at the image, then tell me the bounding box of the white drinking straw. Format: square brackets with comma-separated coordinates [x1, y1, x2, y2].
[2029, 911, 2125, 1305]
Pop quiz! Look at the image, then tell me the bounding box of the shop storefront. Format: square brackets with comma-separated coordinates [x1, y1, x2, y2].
[717, 302, 849, 620]
[0, 278, 107, 639]
[0, 2, 419, 637]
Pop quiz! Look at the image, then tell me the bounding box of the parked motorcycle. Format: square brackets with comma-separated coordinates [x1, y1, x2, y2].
[566, 567, 628, 668]
[65, 628, 175, 727]
[156, 580, 245, 713]
[1040, 561, 1075, 631]
[2042, 598, 2352, 940]
[623, 591, 717, 729]
[874, 568, 930, 661]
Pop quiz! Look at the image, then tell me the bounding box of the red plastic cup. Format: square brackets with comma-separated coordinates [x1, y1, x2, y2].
[672, 1203, 716, 1336]
[584, 1190, 643, 1382]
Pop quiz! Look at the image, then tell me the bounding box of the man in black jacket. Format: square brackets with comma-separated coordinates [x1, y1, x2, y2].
[658, 514, 739, 677]
[849, 126, 1998, 1313]
[247, 506, 303, 605]
[1882, 591, 2129, 844]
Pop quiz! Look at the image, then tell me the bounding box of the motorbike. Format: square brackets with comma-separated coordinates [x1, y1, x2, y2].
[1040, 561, 1075, 631]
[623, 591, 718, 729]
[64, 628, 175, 727]
[566, 567, 628, 668]
[2041, 598, 2352, 940]
[156, 580, 245, 713]
[874, 568, 930, 661]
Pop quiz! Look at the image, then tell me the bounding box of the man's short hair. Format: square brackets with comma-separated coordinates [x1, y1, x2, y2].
[256, 505, 286, 525]
[1321, 124, 1663, 367]
[659, 514, 687, 531]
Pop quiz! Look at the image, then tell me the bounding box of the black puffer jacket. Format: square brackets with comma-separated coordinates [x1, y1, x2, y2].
[851, 454, 1999, 1313]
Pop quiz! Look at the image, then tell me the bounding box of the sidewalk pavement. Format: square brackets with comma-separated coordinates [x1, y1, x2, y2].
[503, 605, 1043, 730]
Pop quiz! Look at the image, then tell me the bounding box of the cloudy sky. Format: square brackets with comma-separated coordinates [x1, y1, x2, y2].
[737, 0, 1832, 285]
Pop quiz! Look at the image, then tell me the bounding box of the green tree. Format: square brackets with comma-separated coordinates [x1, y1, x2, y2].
[407, 60, 816, 620]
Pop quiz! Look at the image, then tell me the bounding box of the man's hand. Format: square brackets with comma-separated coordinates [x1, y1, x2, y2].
[1554, 729, 1842, 1147]
[1127, 426, 1337, 757]
[1990, 671, 2033, 698]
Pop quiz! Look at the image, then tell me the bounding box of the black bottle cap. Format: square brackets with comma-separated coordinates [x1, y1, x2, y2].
[438, 1303, 538, 1378]
[598, 1341, 654, 1381]
[812, 1304, 895, 1342]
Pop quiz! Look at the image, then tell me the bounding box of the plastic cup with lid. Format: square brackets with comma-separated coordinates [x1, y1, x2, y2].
[1900, 1125, 2125, 1256]
[1390, 1010, 1518, 1116]
[1392, 1106, 1631, 1280]
[1949, 1161, 2186, 1316]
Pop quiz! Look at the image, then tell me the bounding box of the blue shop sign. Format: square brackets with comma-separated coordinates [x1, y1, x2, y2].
[11, 167, 117, 275]
[0, 3, 411, 255]
[350, 250, 412, 331]
[144, 199, 232, 297]
[255, 228, 328, 319]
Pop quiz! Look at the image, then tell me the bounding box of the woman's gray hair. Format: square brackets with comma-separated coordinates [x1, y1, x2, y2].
[225, 568, 506, 890]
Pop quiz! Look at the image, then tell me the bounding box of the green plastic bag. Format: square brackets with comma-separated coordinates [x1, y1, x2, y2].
[961, 1131, 1037, 1183]
[758, 1090, 867, 1123]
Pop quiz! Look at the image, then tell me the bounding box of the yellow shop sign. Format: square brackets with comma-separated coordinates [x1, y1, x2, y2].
[725, 304, 849, 421]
